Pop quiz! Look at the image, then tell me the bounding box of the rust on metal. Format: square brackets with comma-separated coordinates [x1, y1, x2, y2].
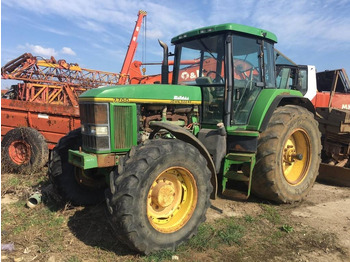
[96, 154, 119, 167]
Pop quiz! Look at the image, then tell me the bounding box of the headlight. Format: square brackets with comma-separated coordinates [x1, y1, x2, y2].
[79, 102, 111, 151]
[90, 126, 108, 136]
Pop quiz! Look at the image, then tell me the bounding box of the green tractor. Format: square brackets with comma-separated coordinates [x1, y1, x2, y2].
[48, 23, 321, 254]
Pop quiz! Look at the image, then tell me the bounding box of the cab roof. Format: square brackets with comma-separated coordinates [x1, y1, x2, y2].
[171, 23, 278, 44]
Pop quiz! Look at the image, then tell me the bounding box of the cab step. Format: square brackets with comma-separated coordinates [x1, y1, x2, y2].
[222, 152, 256, 199]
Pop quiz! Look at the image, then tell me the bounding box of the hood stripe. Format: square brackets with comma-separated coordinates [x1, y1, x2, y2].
[79, 97, 202, 105]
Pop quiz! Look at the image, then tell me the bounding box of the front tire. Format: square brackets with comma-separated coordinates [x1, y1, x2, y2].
[252, 105, 321, 203]
[106, 139, 212, 254]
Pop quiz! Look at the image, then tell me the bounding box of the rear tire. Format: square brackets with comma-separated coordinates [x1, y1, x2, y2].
[106, 139, 212, 254]
[1, 127, 48, 174]
[252, 105, 321, 203]
[48, 128, 106, 206]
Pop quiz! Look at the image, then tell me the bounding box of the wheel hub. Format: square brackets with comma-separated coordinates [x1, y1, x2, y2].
[151, 180, 176, 208]
[147, 167, 198, 233]
[284, 145, 303, 164]
[9, 140, 31, 165]
[282, 129, 311, 185]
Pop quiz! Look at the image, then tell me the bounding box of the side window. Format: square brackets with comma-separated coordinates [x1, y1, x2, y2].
[298, 69, 308, 95]
[264, 42, 276, 88]
[276, 67, 291, 89]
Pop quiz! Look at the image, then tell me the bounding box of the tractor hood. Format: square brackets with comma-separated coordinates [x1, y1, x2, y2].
[79, 84, 202, 105]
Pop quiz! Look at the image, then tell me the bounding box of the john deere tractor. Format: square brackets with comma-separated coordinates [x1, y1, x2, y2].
[48, 23, 321, 254]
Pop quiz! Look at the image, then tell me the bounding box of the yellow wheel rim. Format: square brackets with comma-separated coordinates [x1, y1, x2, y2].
[147, 167, 198, 233]
[282, 128, 311, 185]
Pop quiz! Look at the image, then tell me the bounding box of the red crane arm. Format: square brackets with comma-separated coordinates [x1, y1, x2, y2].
[119, 10, 147, 84]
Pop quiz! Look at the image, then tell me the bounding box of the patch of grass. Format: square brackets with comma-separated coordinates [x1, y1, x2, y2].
[269, 229, 284, 244]
[182, 223, 217, 251]
[179, 217, 245, 253]
[144, 249, 175, 262]
[2, 200, 65, 247]
[217, 218, 245, 245]
[7, 177, 21, 187]
[244, 215, 255, 223]
[260, 204, 281, 224]
[65, 256, 81, 262]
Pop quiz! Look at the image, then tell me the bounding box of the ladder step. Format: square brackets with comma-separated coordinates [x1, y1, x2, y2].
[225, 153, 255, 163]
[222, 152, 256, 198]
[225, 171, 250, 182]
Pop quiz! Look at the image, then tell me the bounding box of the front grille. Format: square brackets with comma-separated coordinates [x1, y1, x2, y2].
[114, 106, 134, 149]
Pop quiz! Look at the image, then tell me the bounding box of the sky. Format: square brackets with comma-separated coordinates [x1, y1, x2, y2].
[1, 0, 350, 89]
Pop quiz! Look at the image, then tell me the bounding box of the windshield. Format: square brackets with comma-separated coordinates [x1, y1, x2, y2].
[175, 34, 226, 85]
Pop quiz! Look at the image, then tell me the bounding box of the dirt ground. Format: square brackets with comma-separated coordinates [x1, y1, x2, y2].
[206, 182, 350, 261]
[1, 170, 350, 261]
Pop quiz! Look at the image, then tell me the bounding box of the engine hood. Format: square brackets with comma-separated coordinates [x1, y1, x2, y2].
[79, 84, 202, 105]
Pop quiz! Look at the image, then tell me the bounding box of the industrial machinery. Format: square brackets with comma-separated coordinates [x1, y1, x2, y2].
[1, 10, 147, 173]
[48, 23, 322, 253]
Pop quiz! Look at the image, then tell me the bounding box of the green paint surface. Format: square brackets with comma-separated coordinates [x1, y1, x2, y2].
[172, 23, 277, 43]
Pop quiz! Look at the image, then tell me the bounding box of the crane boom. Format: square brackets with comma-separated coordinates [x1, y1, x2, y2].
[119, 10, 147, 84]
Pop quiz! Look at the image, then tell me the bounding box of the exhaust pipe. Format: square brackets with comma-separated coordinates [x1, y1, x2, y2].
[158, 40, 169, 84]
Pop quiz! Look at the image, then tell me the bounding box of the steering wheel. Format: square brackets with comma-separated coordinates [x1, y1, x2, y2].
[206, 71, 224, 83]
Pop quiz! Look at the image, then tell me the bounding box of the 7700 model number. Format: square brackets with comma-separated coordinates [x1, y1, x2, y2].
[114, 98, 130, 102]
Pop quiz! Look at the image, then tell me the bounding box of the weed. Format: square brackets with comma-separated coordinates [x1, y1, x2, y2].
[217, 226, 244, 245]
[217, 218, 245, 245]
[260, 204, 280, 224]
[281, 224, 294, 233]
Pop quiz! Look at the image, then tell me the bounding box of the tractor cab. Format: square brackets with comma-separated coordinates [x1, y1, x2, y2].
[170, 23, 277, 128]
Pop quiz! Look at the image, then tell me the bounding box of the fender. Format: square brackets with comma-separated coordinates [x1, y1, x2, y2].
[150, 121, 218, 199]
[248, 89, 315, 132]
[259, 95, 315, 132]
